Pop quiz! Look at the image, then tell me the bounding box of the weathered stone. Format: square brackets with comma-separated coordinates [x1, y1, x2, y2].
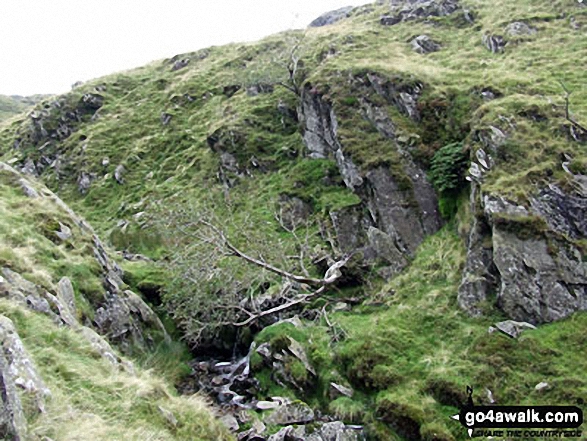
[505, 21, 536, 36]
[220, 414, 239, 432]
[278, 195, 312, 230]
[79, 327, 120, 366]
[535, 382, 549, 391]
[300, 88, 363, 189]
[160, 113, 172, 126]
[381, 0, 461, 26]
[77, 172, 94, 194]
[171, 58, 190, 71]
[494, 320, 536, 338]
[114, 164, 125, 184]
[0, 316, 51, 426]
[330, 382, 354, 399]
[18, 178, 39, 198]
[264, 402, 315, 426]
[309, 6, 353, 27]
[411, 35, 441, 54]
[287, 337, 316, 376]
[483, 33, 507, 53]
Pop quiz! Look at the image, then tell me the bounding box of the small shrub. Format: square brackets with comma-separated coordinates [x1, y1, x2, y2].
[428, 142, 469, 194]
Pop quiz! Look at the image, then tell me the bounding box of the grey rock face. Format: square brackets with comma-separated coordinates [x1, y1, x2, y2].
[0, 315, 51, 440]
[171, 58, 190, 71]
[300, 78, 441, 266]
[300, 89, 363, 189]
[459, 178, 587, 324]
[483, 33, 507, 53]
[381, 0, 461, 26]
[411, 35, 442, 53]
[309, 6, 354, 27]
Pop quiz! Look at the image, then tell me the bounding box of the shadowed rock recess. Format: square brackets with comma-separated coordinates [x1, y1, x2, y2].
[1, 0, 586, 439]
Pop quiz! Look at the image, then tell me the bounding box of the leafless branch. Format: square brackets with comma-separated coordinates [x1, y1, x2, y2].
[560, 81, 587, 134]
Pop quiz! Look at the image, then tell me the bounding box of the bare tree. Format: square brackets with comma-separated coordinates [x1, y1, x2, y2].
[158, 201, 351, 347]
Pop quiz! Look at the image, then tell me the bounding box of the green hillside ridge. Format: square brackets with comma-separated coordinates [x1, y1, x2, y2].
[1, 0, 586, 439]
[0, 94, 50, 123]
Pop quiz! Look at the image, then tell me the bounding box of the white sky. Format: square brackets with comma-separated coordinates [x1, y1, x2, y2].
[0, 0, 370, 96]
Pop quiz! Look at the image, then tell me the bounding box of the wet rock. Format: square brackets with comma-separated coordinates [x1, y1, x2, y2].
[264, 402, 315, 426]
[494, 320, 536, 339]
[483, 33, 507, 53]
[309, 6, 353, 27]
[411, 35, 441, 54]
[505, 21, 536, 36]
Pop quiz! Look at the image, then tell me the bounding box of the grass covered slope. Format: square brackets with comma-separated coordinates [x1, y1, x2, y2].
[0, 0, 585, 439]
[0, 165, 230, 440]
[0, 94, 49, 123]
[249, 227, 587, 439]
[0, 300, 230, 441]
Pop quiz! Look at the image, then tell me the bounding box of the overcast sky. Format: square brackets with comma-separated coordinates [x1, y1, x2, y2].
[0, 0, 371, 96]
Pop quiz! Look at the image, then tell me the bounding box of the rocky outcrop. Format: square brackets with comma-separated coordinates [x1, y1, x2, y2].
[381, 0, 462, 26]
[299, 76, 441, 274]
[0, 315, 51, 440]
[0, 162, 169, 352]
[410, 35, 441, 54]
[459, 164, 587, 324]
[482, 33, 507, 53]
[505, 21, 536, 36]
[12, 93, 104, 179]
[309, 6, 354, 27]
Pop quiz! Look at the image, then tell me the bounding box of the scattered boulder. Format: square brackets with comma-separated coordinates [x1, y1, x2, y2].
[220, 414, 240, 432]
[505, 21, 536, 36]
[482, 33, 507, 53]
[410, 35, 441, 54]
[309, 6, 353, 27]
[160, 113, 173, 126]
[493, 320, 536, 338]
[171, 58, 190, 71]
[77, 172, 94, 194]
[535, 382, 549, 391]
[223, 85, 241, 98]
[247, 83, 275, 96]
[114, 164, 125, 184]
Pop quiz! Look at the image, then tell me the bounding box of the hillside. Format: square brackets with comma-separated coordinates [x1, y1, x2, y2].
[0, 95, 50, 123]
[1, 0, 586, 440]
